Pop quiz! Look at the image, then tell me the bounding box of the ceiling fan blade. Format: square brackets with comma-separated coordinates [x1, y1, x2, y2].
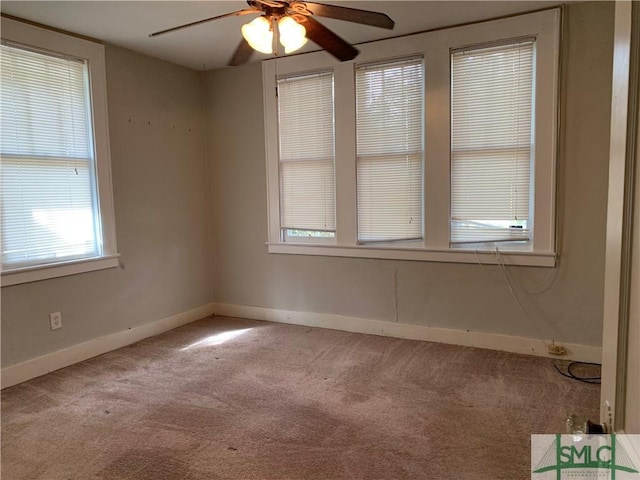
[297, 15, 359, 62]
[228, 38, 254, 66]
[149, 8, 258, 37]
[300, 2, 395, 30]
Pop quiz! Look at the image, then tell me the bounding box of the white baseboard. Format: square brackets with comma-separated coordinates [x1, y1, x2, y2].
[1, 303, 216, 389]
[212, 302, 602, 363]
[2, 301, 602, 389]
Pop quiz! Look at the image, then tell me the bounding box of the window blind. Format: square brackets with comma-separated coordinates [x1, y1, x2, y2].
[356, 57, 423, 243]
[277, 71, 336, 236]
[1, 42, 99, 268]
[451, 40, 534, 244]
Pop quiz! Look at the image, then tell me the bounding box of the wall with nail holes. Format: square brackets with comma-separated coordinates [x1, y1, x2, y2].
[1, 46, 213, 367]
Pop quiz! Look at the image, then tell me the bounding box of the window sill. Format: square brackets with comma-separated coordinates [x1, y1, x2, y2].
[1, 255, 120, 287]
[267, 243, 556, 267]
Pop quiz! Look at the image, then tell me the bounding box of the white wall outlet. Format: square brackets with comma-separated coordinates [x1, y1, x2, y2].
[49, 311, 62, 330]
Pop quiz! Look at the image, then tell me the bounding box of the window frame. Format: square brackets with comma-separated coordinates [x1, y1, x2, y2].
[355, 56, 425, 244]
[1, 18, 119, 286]
[277, 70, 337, 239]
[449, 38, 536, 246]
[264, 9, 560, 267]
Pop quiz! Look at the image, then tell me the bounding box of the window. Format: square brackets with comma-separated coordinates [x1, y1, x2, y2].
[356, 58, 424, 243]
[1, 44, 98, 266]
[263, 9, 559, 267]
[1, 18, 118, 285]
[451, 40, 534, 245]
[277, 71, 335, 242]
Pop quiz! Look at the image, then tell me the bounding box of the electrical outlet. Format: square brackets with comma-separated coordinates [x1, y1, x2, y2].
[548, 343, 567, 355]
[49, 311, 62, 330]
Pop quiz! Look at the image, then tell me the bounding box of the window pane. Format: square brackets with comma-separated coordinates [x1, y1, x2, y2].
[1, 43, 99, 268]
[356, 58, 424, 243]
[277, 72, 335, 238]
[451, 40, 534, 245]
[1, 157, 96, 264]
[1, 45, 91, 158]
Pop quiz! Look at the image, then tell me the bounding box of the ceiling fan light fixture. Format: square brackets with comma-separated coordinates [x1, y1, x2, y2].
[241, 16, 273, 54]
[150, 1, 395, 66]
[278, 16, 307, 54]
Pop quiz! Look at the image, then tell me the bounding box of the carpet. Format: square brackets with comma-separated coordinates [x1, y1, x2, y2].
[1, 315, 600, 479]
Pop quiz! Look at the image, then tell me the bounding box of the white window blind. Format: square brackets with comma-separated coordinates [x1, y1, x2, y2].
[451, 40, 534, 245]
[277, 71, 335, 238]
[1, 42, 99, 269]
[356, 57, 424, 243]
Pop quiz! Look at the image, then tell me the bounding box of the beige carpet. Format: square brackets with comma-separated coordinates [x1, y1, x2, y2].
[1, 316, 599, 479]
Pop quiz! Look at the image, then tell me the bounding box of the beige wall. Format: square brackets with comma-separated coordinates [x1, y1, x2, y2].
[1, 46, 213, 367]
[205, 2, 614, 348]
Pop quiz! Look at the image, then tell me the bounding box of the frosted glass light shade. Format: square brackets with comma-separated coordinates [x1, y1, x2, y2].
[278, 16, 307, 54]
[241, 16, 273, 54]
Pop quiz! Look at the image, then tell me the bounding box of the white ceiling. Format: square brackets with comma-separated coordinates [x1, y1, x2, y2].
[1, 1, 569, 71]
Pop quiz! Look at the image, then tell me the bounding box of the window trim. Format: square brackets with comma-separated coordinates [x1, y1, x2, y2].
[263, 9, 560, 267]
[1, 18, 119, 286]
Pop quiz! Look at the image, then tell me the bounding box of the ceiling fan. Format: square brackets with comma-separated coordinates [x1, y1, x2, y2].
[149, 0, 395, 67]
